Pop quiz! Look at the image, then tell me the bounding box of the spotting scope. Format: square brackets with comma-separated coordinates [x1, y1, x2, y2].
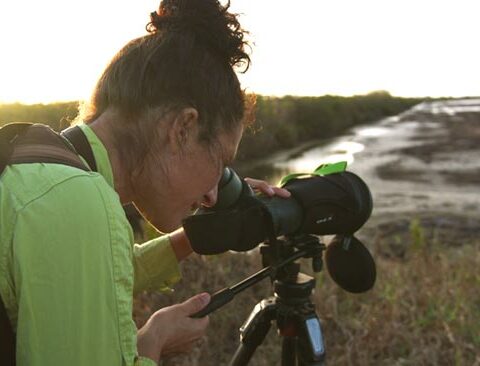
[183, 166, 373, 255]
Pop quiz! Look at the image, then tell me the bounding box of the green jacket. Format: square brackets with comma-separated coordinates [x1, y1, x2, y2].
[0, 124, 181, 365]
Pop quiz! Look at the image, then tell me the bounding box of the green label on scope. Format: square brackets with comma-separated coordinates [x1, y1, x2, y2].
[279, 161, 348, 186]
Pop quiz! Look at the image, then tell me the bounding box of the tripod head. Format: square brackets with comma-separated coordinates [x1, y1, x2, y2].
[191, 231, 376, 319]
[259, 234, 325, 282]
[190, 234, 324, 318]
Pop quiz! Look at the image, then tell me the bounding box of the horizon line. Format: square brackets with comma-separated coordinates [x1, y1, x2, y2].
[2, 92, 479, 106]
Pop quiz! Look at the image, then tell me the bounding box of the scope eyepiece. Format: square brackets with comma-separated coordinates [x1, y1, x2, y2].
[213, 168, 250, 210]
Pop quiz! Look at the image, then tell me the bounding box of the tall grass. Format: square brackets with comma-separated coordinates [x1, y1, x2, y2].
[134, 221, 480, 365]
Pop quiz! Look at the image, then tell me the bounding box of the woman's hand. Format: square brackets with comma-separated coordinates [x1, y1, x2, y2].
[137, 293, 210, 364]
[244, 177, 291, 198]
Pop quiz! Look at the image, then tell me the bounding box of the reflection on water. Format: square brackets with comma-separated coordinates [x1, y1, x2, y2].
[354, 126, 390, 137]
[236, 139, 367, 185]
[274, 141, 365, 175]
[335, 141, 365, 154]
[415, 98, 480, 115]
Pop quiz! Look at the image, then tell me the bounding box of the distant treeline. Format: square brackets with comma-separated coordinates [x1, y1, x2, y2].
[236, 91, 425, 162]
[0, 92, 425, 162]
[0, 101, 79, 131]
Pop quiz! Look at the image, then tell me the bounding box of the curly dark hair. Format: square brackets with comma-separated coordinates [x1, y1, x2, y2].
[80, 0, 253, 169]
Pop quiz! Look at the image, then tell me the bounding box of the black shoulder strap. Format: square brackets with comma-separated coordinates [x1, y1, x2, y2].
[61, 126, 98, 172]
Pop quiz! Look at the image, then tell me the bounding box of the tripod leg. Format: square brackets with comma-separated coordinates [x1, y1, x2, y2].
[230, 342, 264, 366]
[280, 317, 325, 366]
[281, 337, 297, 366]
[276, 296, 325, 366]
[229, 298, 277, 366]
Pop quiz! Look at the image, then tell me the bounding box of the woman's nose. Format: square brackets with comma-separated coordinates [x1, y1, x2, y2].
[202, 186, 218, 208]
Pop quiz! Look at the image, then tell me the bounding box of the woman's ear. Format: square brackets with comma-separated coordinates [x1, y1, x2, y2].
[168, 107, 199, 152]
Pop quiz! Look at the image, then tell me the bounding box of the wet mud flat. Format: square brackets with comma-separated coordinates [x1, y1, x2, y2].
[355, 99, 480, 254]
[377, 108, 480, 184]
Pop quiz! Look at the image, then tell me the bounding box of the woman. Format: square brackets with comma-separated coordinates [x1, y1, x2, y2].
[0, 0, 288, 365]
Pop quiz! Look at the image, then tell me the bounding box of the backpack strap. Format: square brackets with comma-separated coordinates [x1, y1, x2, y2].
[0, 123, 98, 176]
[9, 124, 89, 171]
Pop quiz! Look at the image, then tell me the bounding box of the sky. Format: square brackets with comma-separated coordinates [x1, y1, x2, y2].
[0, 0, 479, 104]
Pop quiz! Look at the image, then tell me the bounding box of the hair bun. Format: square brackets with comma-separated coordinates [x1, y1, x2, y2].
[147, 0, 250, 71]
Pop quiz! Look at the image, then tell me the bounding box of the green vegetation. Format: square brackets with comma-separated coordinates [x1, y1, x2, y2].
[0, 92, 425, 163]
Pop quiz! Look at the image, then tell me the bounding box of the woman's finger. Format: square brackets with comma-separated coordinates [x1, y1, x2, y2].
[271, 186, 291, 198]
[244, 178, 291, 198]
[244, 178, 273, 195]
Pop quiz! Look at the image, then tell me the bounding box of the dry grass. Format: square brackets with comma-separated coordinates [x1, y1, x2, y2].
[134, 222, 480, 366]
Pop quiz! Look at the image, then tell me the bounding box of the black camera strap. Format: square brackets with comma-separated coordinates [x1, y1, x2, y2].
[61, 126, 98, 172]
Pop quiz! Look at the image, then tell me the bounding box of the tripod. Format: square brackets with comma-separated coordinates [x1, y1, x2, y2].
[192, 235, 327, 365]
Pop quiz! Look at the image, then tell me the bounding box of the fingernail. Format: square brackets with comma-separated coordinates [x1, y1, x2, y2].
[267, 187, 275, 195]
[199, 293, 211, 306]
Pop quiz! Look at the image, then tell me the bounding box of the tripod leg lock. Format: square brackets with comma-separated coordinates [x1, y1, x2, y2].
[303, 315, 326, 360]
[239, 297, 277, 345]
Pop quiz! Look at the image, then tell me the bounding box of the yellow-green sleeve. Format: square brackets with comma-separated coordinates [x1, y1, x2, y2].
[133, 235, 181, 294]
